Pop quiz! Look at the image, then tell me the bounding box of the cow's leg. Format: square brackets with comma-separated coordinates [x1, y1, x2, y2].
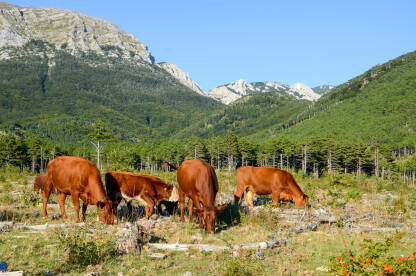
[234, 183, 246, 205]
[71, 192, 81, 223]
[192, 198, 205, 230]
[271, 190, 281, 206]
[141, 194, 155, 220]
[58, 193, 67, 219]
[41, 177, 54, 218]
[246, 190, 254, 207]
[187, 198, 194, 222]
[178, 186, 186, 223]
[81, 203, 88, 222]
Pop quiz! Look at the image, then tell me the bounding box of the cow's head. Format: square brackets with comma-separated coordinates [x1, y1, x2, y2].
[98, 198, 115, 225]
[293, 194, 308, 208]
[194, 204, 227, 234]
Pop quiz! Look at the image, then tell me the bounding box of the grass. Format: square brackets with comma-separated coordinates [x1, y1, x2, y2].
[0, 169, 415, 275]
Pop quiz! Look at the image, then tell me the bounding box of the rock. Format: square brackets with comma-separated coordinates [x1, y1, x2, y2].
[84, 272, 99, 276]
[149, 253, 167, 259]
[267, 233, 276, 239]
[0, 222, 13, 233]
[253, 250, 265, 259]
[190, 234, 202, 243]
[117, 273, 127, 276]
[42, 270, 51, 276]
[33, 211, 41, 217]
[281, 236, 289, 246]
[182, 272, 193, 276]
[51, 213, 62, 220]
[306, 222, 318, 231]
[114, 223, 142, 254]
[316, 266, 329, 272]
[0, 272, 23, 276]
[266, 239, 280, 249]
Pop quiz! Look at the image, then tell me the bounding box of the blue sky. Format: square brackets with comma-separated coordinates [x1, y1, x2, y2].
[9, 0, 416, 91]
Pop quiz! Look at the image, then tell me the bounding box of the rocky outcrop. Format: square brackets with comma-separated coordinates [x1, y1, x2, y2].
[288, 82, 320, 101]
[312, 84, 334, 95]
[209, 79, 321, 105]
[0, 2, 154, 63]
[159, 62, 207, 96]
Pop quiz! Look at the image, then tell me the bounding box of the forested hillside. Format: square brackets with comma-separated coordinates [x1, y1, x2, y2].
[0, 40, 222, 144]
[174, 91, 309, 139]
[251, 51, 416, 147]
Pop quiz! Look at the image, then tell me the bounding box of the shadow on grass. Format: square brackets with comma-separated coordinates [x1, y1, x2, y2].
[216, 203, 242, 232]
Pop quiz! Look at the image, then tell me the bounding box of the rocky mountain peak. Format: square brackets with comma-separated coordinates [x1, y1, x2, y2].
[159, 62, 206, 96]
[288, 82, 320, 101]
[0, 2, 154, 63]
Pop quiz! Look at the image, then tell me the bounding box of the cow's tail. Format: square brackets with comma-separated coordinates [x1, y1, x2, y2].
[163, 161, 178, 171]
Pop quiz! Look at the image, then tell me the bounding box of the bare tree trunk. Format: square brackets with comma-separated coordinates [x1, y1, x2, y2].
[31, 157, 36, 173]
[40, 147, 44, 172]
[280, 154, 283, 169]
[272, 153, 276, 168]
[374, 148, 379, 177]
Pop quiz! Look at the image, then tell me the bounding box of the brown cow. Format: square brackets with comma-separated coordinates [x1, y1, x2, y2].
[165, 160, 226, 234]
[42, 156, 114, 224]
[234, 166, 308, 207]
[34, 174, 59, 195]
[105, 171, 178, 220]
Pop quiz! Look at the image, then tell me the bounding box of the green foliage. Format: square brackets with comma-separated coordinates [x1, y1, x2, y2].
[220, 256, 261, 276]
[56, 228, 118, 268]
[0, 40, 222, 144]
[329, 235, 416, 275]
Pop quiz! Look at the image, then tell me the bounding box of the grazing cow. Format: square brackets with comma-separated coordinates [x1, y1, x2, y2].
[42, 156, 114, 225]
[165, 160, 226, 234]
[105, 171, 178, 220]
[34, 174, 59, 195]
[234, 166, 308, 208]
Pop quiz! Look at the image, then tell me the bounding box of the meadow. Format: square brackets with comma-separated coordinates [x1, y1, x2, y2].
[0, 166, 415, 275]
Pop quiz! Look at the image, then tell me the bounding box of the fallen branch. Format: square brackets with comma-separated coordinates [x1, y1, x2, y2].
[148, 240, 279, 252]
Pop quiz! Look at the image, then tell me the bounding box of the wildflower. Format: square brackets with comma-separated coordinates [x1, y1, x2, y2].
[409, 253, 414, 259]
[342, 270, 347, 275]
[367, 258, 372, 263]
[336, 256, 341, 261]
[342, 263, 346, 267]
[349, 256, 354, 260]
[403, 257, 408, 261]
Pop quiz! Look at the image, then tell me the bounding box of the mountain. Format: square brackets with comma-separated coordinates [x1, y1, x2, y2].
[208, 79, 321, 104]
[0, 3, 222, 144]
[312, 84, 334, 95]
[0, 2, 154, 63]
[158, 62, 207, 96]
[174, 90, 309, 138]
[268, 51, 416, 146]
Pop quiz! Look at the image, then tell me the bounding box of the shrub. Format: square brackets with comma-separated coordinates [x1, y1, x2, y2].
[329, 236, 415, 275]
[56, 228, 118, 268]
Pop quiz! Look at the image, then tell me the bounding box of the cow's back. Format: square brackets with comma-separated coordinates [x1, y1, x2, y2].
[237, 166, 277, 195]
[178, 159, 217, 204]
[48, 156, 101, 194]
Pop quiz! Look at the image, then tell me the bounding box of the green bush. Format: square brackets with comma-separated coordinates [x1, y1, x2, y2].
[329, 236, 416, 275]
[56, 228, 118, 268]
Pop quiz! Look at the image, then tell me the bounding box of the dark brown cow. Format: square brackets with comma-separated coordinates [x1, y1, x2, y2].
[165, 160, 226, 234]
[105, 171, 178, 220]
[42, 156, 114, 224]
[234, 166, 308, 207]
[34, 174, 59, 195]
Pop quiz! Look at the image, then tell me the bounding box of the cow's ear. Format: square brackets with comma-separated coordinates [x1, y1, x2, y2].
[215, 204, 227, 212]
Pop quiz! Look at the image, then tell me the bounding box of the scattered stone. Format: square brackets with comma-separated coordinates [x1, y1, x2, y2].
[190, 233, 202, 243]
[266, 239, 280, 249]
[33, 211, 41, 217]
[0, 272, 23, 276]
[114, 223, 142, 254]
[306, 221, 318, 231]
[182, 272, 193, 276]
[117, 273, 127, 276]
[253, 250, 265, 259]
[149, 253, 167, 259]
[0, 222, 13, 233]
[84, 272, 99, 276]
[281, 236, 289, 246]
[267, 233, 276, 239]
[42, 270, 51, 276]
[316, 266, 329, 272]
